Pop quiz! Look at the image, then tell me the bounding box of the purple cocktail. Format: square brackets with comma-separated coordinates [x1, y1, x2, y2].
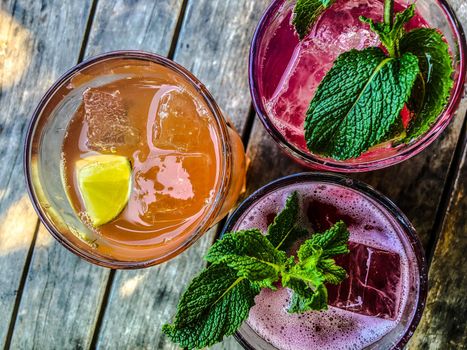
[222, 173, 427, 349]
[250, 0, 465, 171]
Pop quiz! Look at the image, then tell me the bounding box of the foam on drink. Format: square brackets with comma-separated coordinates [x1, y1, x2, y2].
[232, 182, 419, 349]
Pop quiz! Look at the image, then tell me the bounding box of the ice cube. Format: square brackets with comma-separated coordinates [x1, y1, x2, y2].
[327, 242, 402, 319]
[83, 88, 139, 151]
[152, 88, 204, 152]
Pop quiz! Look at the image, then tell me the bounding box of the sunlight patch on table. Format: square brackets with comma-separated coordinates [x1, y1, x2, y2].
[36, 224, 55, 247]
[0, 194, 40, 255]
[119, 272, 148, 298]
[0, 9, 32, 88]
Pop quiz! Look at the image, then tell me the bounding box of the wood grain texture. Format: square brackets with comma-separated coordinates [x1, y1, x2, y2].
[7, 1, 184, 349]
[408, 130, 467, 350]
[95, 1, 269, 348]
[85, 0, 184, 57]
[0, 0, 93, 347]
[10, 227, 109, 349]
[0, 0, 464, 349]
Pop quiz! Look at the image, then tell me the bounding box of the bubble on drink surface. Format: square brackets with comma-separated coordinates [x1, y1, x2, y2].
[67, 218, 99, 249]
[83, 88, 139, 151]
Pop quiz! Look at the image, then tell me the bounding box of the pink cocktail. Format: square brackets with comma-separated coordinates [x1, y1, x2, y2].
[222, 173, 427, 349]
[249, 0, 465, 172]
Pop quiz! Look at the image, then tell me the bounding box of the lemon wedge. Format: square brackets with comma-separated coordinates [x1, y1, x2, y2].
[76, 155, 132, 227]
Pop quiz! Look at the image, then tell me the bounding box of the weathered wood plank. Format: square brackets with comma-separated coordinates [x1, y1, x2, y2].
[10, 227, 109, 349]
[211, 336, 243, 350]
[408, 130, 467, 349]
[173, 0, 263, 131]
[8, 0, 184, 349]
[245, 121, 305, 194]
[3, 0, 464, 349]
[84, 0, 183, 58]
[0, 0, 94, 347]
[95, 1, 269, 348]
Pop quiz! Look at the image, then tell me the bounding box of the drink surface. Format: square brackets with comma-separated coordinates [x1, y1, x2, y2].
[258, 0, 429, 160]
[61, 62, 223, 261]
[233, 182, 419, 349]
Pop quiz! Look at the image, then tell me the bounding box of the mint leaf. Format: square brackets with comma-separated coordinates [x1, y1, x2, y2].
[319, 258, 348, 284]
[284, 221, 350, 313]
[266, 191, 308, 250]
[293, 0, 336, 40]
[303, 220, 350, 258]
[302, 220, 349, 284]
[304, 47, 419, 160]
[162, 264, 260, 349]
[399, 28, 454, 141]
[282, 244, 327, 313]
[360, 4, 415, 57]
[288, 283, 328, 313]
[206, 229, 287, 288]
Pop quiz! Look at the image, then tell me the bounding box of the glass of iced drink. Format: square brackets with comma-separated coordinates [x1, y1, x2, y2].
[25, 51, 246, 268]
[222, 173, 427, 349]
[249, 0, 465, 172]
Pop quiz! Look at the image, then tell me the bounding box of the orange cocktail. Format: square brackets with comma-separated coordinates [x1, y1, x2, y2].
[25, 52, 246, 268]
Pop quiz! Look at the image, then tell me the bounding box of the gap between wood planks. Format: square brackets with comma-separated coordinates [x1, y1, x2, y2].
[4, 221, 41, 350]
[2, 0, 258, 346]
[78, 0, 100, 62]
[2, 0, 100, 346]
[89, 0, 259, 339]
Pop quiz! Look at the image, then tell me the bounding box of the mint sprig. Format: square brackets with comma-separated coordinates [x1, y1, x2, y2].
[360, 4, 415, 58]
[295, 0, 453, 160]
[284, 221, 349, 313]
[206, 229, 288, 289]
[162, 193, 350, 349]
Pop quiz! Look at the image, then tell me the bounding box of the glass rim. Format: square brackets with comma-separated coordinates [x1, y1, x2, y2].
[248, 0, 467, 172]
[221, 172, 428, 350]
[23, 50, 233, 269]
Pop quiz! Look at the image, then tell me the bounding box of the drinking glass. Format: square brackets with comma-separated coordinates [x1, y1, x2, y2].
[221, 173, 428, 349]
[24, 51, 246, 268]
[249, 0, 466, 172]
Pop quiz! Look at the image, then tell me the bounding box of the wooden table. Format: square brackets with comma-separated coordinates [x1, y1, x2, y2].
[0, 1, 465, 349]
